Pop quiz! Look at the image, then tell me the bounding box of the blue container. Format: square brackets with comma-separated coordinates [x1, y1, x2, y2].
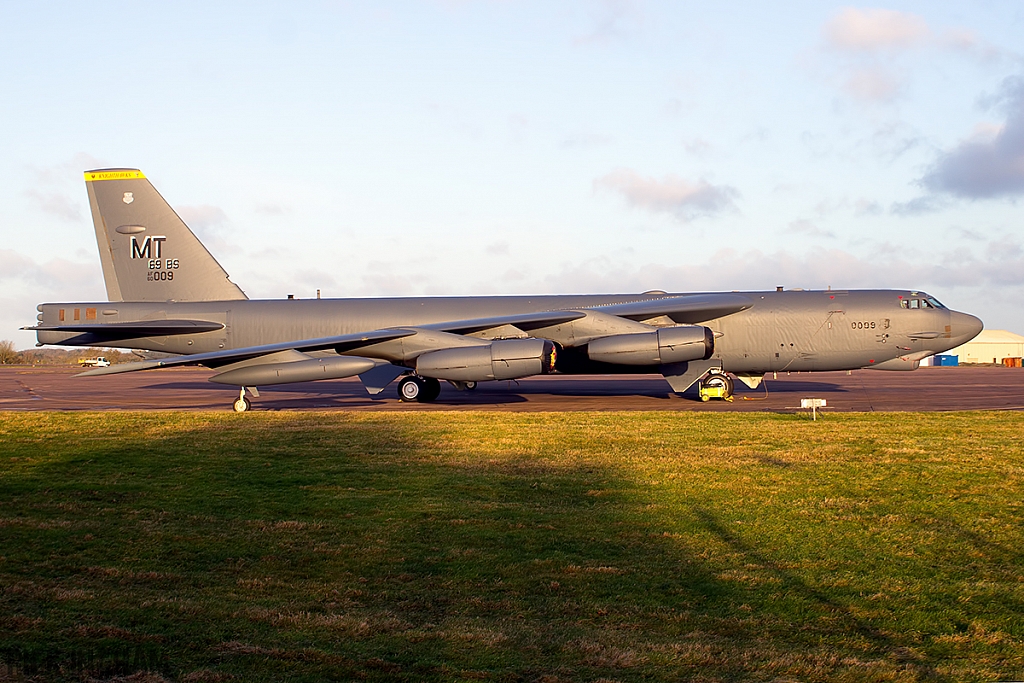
[934, 354, 958, 367]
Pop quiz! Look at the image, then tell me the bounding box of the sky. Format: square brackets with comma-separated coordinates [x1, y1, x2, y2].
[1, 1, 1023, 349]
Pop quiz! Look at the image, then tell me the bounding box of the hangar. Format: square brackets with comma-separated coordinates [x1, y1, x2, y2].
[947, 329, 1024, 365]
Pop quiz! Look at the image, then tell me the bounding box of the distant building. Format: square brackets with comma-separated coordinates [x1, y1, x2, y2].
[946, 329, 1024, 365]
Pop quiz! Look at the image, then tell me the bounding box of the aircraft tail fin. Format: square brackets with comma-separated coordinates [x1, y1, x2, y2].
[85, 169, 247, 302]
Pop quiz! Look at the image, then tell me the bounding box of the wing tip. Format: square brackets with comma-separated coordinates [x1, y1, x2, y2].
[76, 360, 162, 377]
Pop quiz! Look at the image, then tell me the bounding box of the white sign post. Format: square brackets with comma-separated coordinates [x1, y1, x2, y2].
[800, 398, 827, 420]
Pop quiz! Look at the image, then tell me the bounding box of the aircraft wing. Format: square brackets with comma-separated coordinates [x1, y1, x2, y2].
[423, 310, 587, 335]
[419, 295, 750, 336]
[589, 293, 753, 323]
[77, 328, 417, 376]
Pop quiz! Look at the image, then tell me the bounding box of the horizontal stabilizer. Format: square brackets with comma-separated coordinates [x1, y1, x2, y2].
[25, 319, 224, 340]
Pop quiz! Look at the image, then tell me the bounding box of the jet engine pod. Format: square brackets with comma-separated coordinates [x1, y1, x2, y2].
[416, 338, 557, 382]
[209, 356, 377, 386]
[586, 325, 714, 365]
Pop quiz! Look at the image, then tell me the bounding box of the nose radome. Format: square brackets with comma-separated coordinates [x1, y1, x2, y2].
[949, 311, 983, 345]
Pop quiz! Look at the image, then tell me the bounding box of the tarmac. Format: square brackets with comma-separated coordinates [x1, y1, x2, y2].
[2, 365, 1023, 412]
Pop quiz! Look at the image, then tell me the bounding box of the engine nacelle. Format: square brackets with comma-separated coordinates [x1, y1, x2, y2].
[416, 338, 557, 382]
[586, 326, 714, 365]
[209, 356, 376, 386]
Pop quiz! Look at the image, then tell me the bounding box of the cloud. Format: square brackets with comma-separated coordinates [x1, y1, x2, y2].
[949, 226, 985, 241]
[594, 168, 739, 221]
[890, 196, 945, 216]
[805, 197, 885, 219]
[177, 204, 228, 230]
[23, 189, 82, 221]
[682, 138, 713, 156]
[254, 203, 291, 216]
[865, 120, 925, 158]
[0, 248, 105, 348]
[0, 248, 101, 291]
[22, 153, 107, 222]
[560, 132, 613, 149]
[573, 0, 642, 46]
[986, 235, 1023, 261]
[784, 220, 835, 239]
[28, 152, 107, 185]
[176, 204, 241, 255]
[235, 249, 338, 298]
[0, 249, 39, 282]
[819, 10, 1009, 104]
[919, 77, 1024, 199]
[540, 243, 1024, 296]
[486, 241, 509, 256]
[842, 66, 906, 102]
[823, 8, 930, 51]
[854, 199, 882, 216]
[938, 27, 1011, 63]
[740, 127, 771, 144]
[357, 259, 435, 296]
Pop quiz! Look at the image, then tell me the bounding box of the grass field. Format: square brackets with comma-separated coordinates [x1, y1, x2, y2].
[1, 411, 1023, 682]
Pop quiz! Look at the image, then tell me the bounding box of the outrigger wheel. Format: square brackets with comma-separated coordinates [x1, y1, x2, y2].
[398, 376, 442, 403]
[703, 371, 734, 399]
[233, 388, 252, 413]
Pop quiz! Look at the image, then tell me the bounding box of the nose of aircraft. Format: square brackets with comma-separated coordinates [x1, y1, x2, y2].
[949, 311, 984, 345]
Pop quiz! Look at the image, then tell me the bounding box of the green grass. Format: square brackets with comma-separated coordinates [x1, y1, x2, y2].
[1, 411, 1022, 682]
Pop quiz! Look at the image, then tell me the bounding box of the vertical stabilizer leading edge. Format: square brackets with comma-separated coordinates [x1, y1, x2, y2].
[85, 168, 247, 302]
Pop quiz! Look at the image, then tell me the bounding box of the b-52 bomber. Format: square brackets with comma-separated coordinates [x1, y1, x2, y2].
[26, 169, 983, 411]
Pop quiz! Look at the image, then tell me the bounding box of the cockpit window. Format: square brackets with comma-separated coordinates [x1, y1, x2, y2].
[901, 297, 944, 309]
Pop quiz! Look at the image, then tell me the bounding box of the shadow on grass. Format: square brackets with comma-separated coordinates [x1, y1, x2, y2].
[688, 506, 939, 679]
[3, 413, 1016, 681]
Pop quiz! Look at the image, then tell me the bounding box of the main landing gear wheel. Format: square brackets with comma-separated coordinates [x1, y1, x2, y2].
[398, 376, 422, 402]
[398, 376, 442, 403]
[421, 377, 442, 402]
[703, 372, 734, 400]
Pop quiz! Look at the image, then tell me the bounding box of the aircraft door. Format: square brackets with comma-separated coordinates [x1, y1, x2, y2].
[719, 304, 774, 373]
[191, 311, 228, 353]
[772, 309, 798, 371]
[224, 309, 233, 351]
[773, 301, 832, 371]
[817, 307, 849, 370]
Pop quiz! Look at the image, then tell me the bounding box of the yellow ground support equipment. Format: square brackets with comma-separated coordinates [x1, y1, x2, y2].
[699, 383, 733, 402]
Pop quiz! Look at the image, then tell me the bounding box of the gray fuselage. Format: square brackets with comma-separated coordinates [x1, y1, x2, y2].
[36, 289, 981, 375]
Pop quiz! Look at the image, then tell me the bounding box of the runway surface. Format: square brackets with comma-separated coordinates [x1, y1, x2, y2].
[2, 365, 1023, 412]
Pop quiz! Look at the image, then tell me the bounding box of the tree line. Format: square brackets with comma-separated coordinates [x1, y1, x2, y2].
[0, 341, 133, 365]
